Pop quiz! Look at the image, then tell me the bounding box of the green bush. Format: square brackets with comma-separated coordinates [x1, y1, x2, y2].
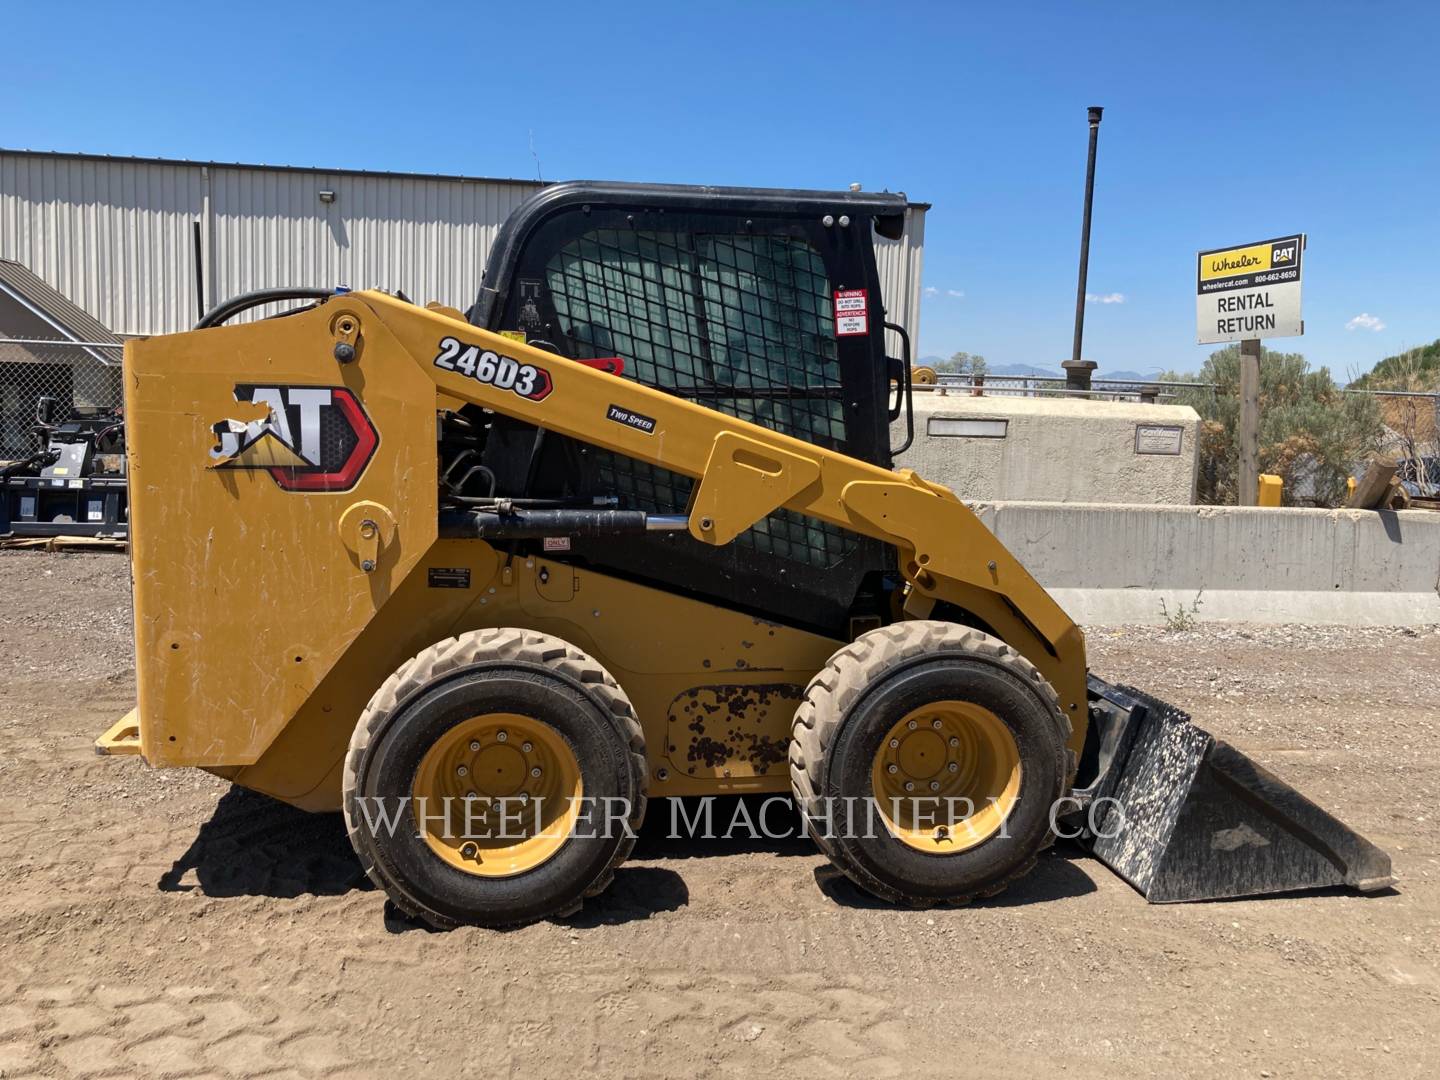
[1349, 339, 1440, 391]
[1163, 346, 1382, 507]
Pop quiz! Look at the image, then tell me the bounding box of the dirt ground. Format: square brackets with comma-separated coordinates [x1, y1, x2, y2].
[1, 550, 1437, 1079]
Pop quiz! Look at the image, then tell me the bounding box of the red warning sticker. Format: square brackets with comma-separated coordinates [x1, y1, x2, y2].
[834, 288, 869, 337]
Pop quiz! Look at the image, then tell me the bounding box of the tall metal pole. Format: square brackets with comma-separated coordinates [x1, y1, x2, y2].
[1071, 106, 1104, 367]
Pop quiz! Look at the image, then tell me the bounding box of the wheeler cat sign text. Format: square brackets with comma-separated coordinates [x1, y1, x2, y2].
[1195, 234, 1304, 344]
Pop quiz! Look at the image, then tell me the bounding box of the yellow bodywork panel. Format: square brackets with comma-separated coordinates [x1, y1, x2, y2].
[95, 711, 143, 756]
[125, 306, 439, 766]
[228, 546, 838, 809]
[116, 290, 1089, 808]
[688, 431, 823, 545]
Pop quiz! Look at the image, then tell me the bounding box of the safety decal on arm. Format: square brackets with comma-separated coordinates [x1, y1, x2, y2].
[433, 337, 553, 401]
[605, 404, 656, 434]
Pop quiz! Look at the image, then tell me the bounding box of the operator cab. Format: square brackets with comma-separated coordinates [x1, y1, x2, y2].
[451, 181, 921, 639]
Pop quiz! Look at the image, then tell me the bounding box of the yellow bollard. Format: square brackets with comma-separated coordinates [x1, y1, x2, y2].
[1257, 474, 1283, 507]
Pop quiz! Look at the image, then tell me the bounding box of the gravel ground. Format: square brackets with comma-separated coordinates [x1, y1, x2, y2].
[1, 550, 1437, 1079]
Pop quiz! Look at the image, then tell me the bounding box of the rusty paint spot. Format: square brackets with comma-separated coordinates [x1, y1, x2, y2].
[666, 682, 804, 776]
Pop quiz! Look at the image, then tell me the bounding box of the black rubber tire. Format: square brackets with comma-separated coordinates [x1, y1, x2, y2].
[789, 621, 1075, 906]
[341, 628, 646, 929]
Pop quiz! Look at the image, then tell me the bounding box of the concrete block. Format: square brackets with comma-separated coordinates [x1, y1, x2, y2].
[895, 393, 1199, 504]
[970, 501, 1440, 626]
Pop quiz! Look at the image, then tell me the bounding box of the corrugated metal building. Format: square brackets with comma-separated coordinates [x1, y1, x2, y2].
[0, 149, 925, 451]
[0, 149, 925, 341]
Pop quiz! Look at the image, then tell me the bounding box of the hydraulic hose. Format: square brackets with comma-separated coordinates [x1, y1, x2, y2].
[195, 288, 339, 330]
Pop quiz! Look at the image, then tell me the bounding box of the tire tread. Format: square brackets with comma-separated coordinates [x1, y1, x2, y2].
[788, 620, 1076, 907]
[341, 628, 646, 929]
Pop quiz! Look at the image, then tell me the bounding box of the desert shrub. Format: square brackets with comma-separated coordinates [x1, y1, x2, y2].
[1162, 346, 1382, 506]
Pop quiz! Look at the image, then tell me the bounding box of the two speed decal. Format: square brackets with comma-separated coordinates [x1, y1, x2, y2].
[433, 337, 552, 401]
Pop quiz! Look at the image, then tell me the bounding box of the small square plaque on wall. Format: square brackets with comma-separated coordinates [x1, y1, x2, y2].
[1134, 424, 1184, 456]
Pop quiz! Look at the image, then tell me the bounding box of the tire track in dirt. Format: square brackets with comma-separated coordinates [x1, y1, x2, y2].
[4, 553, 1440, 1078]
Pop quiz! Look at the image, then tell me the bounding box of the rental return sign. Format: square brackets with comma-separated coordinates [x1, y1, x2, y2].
[1195, 234, 1304, 344]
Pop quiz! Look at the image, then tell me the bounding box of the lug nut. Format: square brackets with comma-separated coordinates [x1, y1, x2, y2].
[497, 731, 508, 742]
[522, 741, 533, 753]
[456, 765, 468, 777]
[889, 738, 900, 749]
[904, 781, 915, 792]
[460, 842, 478, 858]
[530, 767, 542, 778]
[887, 763, 899, 774]
[907, 719, 918, 731]
[469, 740, 481, 752]
[929, 781, 940, 791]
[948, 762, 959, 773]
[932, 719, 943, 730]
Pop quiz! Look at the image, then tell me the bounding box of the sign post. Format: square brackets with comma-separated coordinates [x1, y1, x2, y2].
[1239, 337, 1262, 505]
[1196, 234, 1304, 505]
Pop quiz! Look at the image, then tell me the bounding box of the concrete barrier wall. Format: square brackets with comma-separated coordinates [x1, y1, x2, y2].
[895, 394, 1200, 504]
[971, 501, 1440, 625]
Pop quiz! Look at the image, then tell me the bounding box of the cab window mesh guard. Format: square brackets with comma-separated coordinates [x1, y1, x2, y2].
[545, 228, 858, 568]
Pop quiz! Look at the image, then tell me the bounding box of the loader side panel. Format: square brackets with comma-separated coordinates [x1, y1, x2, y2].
[126, 308, 438, 766]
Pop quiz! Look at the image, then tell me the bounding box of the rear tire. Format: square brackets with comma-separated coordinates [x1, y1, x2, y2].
[342, 628, 646, 929]
[789, 621, 1073, 905]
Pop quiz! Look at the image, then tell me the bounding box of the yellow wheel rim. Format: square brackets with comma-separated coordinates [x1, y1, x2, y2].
[870, 701, 1022, 854]
[412, 713, 583, 878]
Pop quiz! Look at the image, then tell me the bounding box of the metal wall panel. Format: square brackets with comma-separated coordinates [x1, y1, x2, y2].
[205, 167, 539, 323]
[2, 152, 926, 350]
[0, 153, 204, 336]
[873, 205, 927, 360]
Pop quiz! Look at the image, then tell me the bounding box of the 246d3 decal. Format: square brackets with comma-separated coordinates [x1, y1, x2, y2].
[209, 385, 378, 492]
[433, 336, 552, 401]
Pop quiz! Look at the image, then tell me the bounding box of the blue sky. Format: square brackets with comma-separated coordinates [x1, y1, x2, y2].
[4, 1, 1437, 379]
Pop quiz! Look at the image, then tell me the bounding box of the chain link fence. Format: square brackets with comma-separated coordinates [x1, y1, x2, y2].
[0, 338, 123, 459]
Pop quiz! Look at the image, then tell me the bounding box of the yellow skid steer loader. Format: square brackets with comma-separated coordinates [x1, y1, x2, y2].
[98, 182, 1391, 927]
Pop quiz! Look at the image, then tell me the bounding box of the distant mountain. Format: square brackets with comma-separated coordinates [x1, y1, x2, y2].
[986, 363, 1062, 378]
[1102, 369, 1167, 383]
[917, 357, 1167, 382]
[917, 358, 1063, 377]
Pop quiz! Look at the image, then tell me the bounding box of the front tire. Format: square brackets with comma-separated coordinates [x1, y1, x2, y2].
[789, 621, 1072, 905]
[342, 628, 646, 929]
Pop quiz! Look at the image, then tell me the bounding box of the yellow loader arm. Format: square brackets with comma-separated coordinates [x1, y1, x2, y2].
[368, 292, 1090, 720]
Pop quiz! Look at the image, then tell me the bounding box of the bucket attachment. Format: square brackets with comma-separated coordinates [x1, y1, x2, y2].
[1075, 678, 1394, 903]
